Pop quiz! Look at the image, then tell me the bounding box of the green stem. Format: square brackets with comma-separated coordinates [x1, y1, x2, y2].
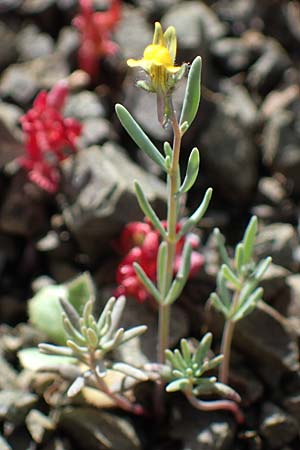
[157, 98, 182, 365]
[219, 291, 240, 384]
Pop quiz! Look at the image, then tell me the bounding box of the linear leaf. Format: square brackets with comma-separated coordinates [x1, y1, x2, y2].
[180, 56, 202, 131]
[115, 104, 166, 171]
[133, 262, 161, 303]
[178, 147, 200, 194]
[221, 265, 241, 290]
[242, 216, 258, 265]
[177, 187, 212, 239]
[134, 181, 167, 239]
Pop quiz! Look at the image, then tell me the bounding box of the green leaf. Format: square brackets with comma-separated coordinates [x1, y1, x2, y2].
[163, 141, 172, 158]
[65, 272, 95, 314]
[180, 56, 202, 131]
[193, 333, 212, 366]
[62, 314, 86, 346]
[180, 339, 191, 363]
[115, 104, 166, 171]
[221, 265, 241, 290]
[121, 325, 147, 344]
[18, 348, 76, 371]
[97, 297, 115, 331]
[214, 228, 230, 265]
[86, 328, 98, 348]
[101, 328, 124, 351]
[177, 187, 212, 239]
[202, 354, 223, 372]
[217, 271, 231, 309]
[157, 241, 167, 294]
[254, 256, 272, 281]
[209, 293, 229, 318]
[178, 147, 200, 194]
[242, 216, 258, 265]
[166, 378, 190, 392]
[232, 287, 263, 322]
[234, 243, 244, 275]
[133, 262, 161, 303]
[134, 181, 167, 240]
[112, 362, 148, 381]
[28, 285, 69, 345]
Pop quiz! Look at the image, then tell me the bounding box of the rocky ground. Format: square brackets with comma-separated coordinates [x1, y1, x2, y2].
[1, 0, 300, 449]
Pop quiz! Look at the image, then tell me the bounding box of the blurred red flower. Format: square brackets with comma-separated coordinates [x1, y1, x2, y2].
[73, 0, 121, 82]
[115, 220, 204, 303]
[19, 80, 82, 193]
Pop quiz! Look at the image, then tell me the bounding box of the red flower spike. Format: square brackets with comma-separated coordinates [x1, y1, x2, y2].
[19, 81, 82, 193]
[73, 0, 121, 82]
[115, 221, 204, 303]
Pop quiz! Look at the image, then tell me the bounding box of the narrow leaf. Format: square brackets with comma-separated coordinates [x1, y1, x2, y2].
[177, 187, 212, 239]
[178, 147, 200, 194]
[214, 228, 230, 265]
[180, 56, 202, 131]
[180, 339, 191, 363]
[106, 296, 126, 338]
[232, 287, 263, 322]
[115, 104, 166, 171]
[62, 315, 86, 346]
[234, 243, 244, 275]
[97, 297, 115, 331]
[38, 343, 73, 357]
[121, 325, 148, 344]
[202, 354, 223, 372]
[157, 241, 168, 294]
[166, 378, 190, 392]
[112, 362, 148, 381]
[59, 298, 80, 331]
[67, 376, 85, 397]
[209, 293, 229, 318]
[133, 262, 161, 303]
[87, 328, 98, 348]
[134, 181, 167, 240]
[163, 141, 172, 158]
[221, 265, 241, 290]
[193, 333, 212, 365]
[101, 328, 124, 351]
[254, 256, 272, 281]
[217, 271, 231, 309]
[242, 216, 258, 265]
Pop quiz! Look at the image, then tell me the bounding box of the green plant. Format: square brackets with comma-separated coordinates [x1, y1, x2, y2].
[39, 295, 148, 415]
[165, 333, 243, 423]
[116, 22, 211, 367]
[210, 216, 272, 384]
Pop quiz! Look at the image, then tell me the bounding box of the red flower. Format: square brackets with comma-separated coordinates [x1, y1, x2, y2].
[115, 221, 204, 303]
[19, 80, 82, 193]
[73, 0, 121, 82]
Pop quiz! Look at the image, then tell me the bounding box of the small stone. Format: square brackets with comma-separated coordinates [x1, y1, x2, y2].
[234, 302, 299, 387]
[59, 407, 142, 450]
[0, 22, 18, 71]
[16, 25, 54, 62]
[259, 402, 298, 449]
[171, 399, 236, 450]
[246, 37, 291, 94]
[64, 91, 106, 121]
[0, 54, 69, 105]
[255, 223, 299, 271]
[62, 143, 166, 260]
[19, 0, 56, 14]
[257, 177, 286, 205]
[81, 118, 115, 148]
[211, 37, 258, 75]
[198, 88, 258, 204]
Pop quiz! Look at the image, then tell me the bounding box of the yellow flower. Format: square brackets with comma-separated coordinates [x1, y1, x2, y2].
[127, 22, 186, 126]
[127, 22, 184, 94]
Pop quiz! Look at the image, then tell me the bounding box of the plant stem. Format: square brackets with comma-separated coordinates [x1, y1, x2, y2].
[185, 392, 244, 424]
[219, 291, 240, 384]
[157, 98, 182, 365]
[89, 353, 145, 415]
